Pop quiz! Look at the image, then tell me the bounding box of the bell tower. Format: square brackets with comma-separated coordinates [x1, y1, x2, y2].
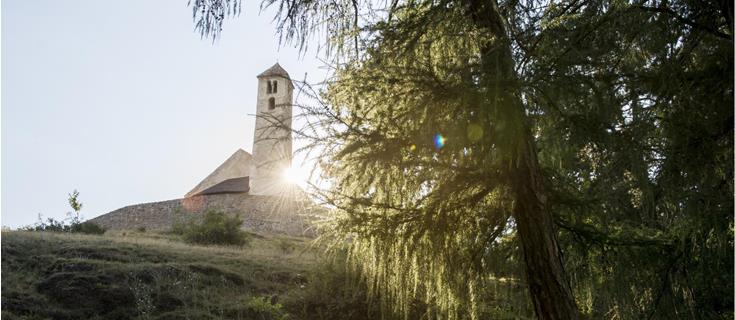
[250, 63, 293, 196]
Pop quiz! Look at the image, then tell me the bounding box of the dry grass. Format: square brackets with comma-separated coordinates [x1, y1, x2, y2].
[1, 230, 320, 320]
[2, 230, 418, 320]
[102, 229, 320, 269]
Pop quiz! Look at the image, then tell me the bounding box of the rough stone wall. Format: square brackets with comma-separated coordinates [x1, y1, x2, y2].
[89, 193, 319, 237]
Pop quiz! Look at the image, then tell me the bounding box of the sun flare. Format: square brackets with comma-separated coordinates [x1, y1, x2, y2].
[282, 166, 306, 185]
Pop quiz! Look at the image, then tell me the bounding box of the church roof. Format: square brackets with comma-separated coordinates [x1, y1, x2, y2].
[192, 177, 250, 196]
[257, 63, 290, 78]
[185, 149, 252, 198]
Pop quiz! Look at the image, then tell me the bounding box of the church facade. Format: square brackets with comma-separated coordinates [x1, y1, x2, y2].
[90, 64, 316, 237]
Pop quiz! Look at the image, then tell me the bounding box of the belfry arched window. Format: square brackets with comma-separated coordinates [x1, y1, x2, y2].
[272, 80, 278, 93]
[267, 81, 272, 94]
[268, 97, 276, 110]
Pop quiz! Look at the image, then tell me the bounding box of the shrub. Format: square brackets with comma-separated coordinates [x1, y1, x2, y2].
[20, 191, 105, 234]
[180, 210, 250, 246]
[24, 218, 67, 232]
[22, 217, 105, 235]
[246, 296, 290, 320]
[70, 222, 106, 235]
[170, 222, 186, 236]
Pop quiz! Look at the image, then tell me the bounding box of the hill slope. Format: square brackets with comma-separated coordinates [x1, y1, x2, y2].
[1, 231, 320, 320]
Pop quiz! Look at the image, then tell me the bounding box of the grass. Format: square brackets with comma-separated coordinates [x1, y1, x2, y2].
[1, 230, 320, 320]
[1, 230, 532, 320]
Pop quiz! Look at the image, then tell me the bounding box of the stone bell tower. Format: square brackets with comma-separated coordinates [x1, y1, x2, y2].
[249, 63, 293, 196]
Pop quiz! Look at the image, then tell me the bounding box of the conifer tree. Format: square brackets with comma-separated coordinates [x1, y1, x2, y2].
[189, 0, 732, 318]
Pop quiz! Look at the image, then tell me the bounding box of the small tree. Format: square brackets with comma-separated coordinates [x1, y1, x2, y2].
[67, 189, 83, 225]
[21, 191, 105, 234]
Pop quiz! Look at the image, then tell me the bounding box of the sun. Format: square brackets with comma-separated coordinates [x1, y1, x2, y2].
[282, 166, 306, 185]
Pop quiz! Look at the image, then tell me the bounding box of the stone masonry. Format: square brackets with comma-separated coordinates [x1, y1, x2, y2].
[89, 193, 319, 237]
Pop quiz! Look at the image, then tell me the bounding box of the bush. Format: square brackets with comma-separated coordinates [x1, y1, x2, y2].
[23, 218, 67, 232]
[20, 191, 106, 235]
[180, 210, 250, 246]
[246, 296, 290, 320]
[22, 217, 105, 235]
[170, 222, 186, 236]
[70, 222, 107, 235]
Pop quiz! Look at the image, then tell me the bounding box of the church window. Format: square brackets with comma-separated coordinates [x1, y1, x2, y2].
[267, 81, 272, 94]
[268, 97, 276, 110]
[272, 80, 278, 93]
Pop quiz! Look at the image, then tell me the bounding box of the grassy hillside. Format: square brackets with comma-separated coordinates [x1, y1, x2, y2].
[1, 230, 370, 320]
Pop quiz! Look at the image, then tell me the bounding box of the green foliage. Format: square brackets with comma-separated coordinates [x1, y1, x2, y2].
[67, 189, 84, 226]
[70, 221, 107, 235]
[528, 3, 734, 318]
[312, 5, 731, 317]
[170, 221, 187, 236]
[180, 210, 250, 246]
[283, 255, 385, 319]
[68, 189, 82, 214]
[246, 296, 290, 320]
[23, 215, 106, 235]
[23, 217, 67, 232]
[192, 0, 733, 318]
[23, 190, 106, 234]
[290, 12, 539, 319]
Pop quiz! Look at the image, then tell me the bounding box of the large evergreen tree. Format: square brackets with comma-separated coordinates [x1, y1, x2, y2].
[190, 0, 732, 318]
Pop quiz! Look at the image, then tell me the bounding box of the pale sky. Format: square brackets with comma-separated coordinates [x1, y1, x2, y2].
[2, 0, 326, 228]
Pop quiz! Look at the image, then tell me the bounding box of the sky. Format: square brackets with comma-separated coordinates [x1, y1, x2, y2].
[1, 0, 327, 228]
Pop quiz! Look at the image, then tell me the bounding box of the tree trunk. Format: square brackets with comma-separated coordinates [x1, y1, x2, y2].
[465, 0, 581, 318]
[511, 136, 580, 319]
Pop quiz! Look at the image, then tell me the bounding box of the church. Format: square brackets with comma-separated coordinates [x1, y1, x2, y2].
[90, 64, 316, 237]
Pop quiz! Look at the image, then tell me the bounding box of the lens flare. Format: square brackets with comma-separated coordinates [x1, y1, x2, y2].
[467, 124, 483, 142]
[434, 134, 446, 149]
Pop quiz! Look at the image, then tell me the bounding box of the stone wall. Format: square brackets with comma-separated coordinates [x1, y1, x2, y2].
[89, 193, 320, 237]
